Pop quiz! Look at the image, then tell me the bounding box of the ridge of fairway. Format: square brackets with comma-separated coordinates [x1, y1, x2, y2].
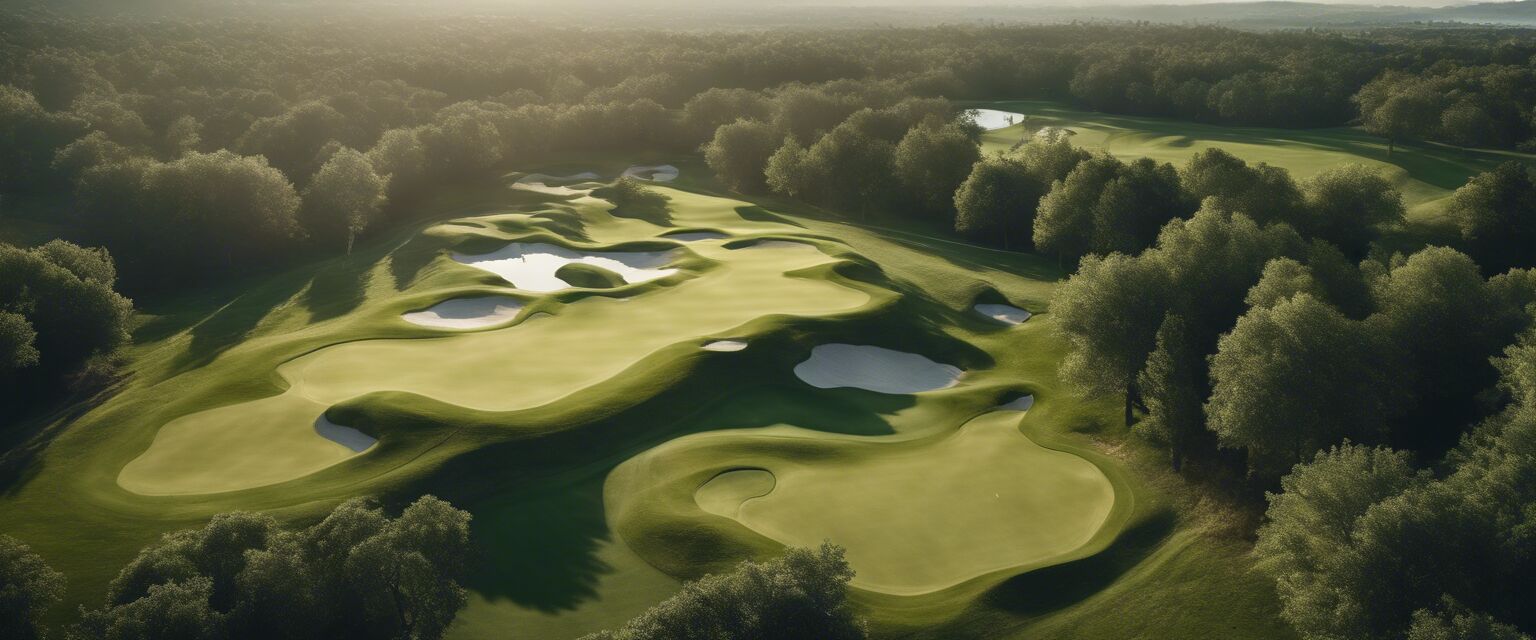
[116, 187, 876, 496]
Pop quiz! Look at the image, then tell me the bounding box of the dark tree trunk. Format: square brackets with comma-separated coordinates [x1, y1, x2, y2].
[1124, 385, 1135, 427]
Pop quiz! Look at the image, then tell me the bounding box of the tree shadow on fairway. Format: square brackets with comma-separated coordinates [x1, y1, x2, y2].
[389, 235, 443, 291]
[686, 383, 901, 437]
[735, 205, 807, 228]
[299, 253, 376, 323]
[982, 507, 1177, 616]
[460, 475, 616, 613]
[165, 273, 309, 378]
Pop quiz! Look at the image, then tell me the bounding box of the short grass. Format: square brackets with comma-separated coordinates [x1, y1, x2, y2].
[0, 156, 1294, 640]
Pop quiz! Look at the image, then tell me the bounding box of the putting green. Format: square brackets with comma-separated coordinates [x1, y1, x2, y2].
[609, 411, 1115, 595]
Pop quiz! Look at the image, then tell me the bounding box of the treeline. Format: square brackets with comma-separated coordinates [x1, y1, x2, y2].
[1, 495, 472, 640]
[1, 239, 132, 411]
[4, 16, 1536, 292]
[1022, 153, 1536, 639]
[2, 495, 864, 640]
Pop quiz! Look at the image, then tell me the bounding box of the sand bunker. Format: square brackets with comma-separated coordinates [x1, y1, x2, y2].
[974, 303, 1032, 325]
[998, 395, 1035, 412]
[454, 242, 679, 292]
[314, 415, 376, 453]
[665, 231, 730, 242]
[512, 172, 602, 196]
[966, 108, 1027, 131]
[622, 164, 680, 182]
[794, 344, 963, 394]
[695, 468, 775, 518]
[702, 340, 748, 352]
[402, 296, 524, 329]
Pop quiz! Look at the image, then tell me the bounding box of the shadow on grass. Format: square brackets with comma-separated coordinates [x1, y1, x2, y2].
[164, 274, 309, 377]
[300, 254, 376, 323]
[983, 507, 1178, 615]
[461, 475, 615, 613]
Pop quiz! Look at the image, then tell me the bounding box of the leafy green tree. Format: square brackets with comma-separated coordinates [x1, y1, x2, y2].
[1299, 164, 1405, 258]
[301, 148, 386, 253]
[804, 119, 898, 216]
[238, 101, 356, 182]
[1136, 313, 1205, 471]
[583, 543, 865, 640]
[1355, 74, 1444, 155]
[0, 535, 66, 640]
[1255, 443, 1426, 640]
[76, 151, 300, 287]
[1407, 603, 1531, 640]
[1033, 154, 1120, 262]
[683, 88, 772, 140]
[0, 84, 85, 193]
[1055, 252, 1172, 426]
[1446, 162, 1536, 274]
[0, 243, 132, 381]
[0, 311, 40, 377]
[343, 496, 471, 640]
[952, 155, 1038, 249]
[83, 496, 471, 640]
[702, 119, 783, 193]
[1179, 148, 1304, 228]
[1244, 258, 1323, 310]
[892, 119, 980, 220]
[1035, 154, 1187, 262]
[1371, 247, 1521, 453]
[33, 239, 117, 286]
[764, 138, 815, 200]
[1207, 294, 1398, 476]
[74, 578, 225, 640]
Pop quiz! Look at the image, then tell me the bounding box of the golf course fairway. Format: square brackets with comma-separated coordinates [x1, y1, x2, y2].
[0, 159, 1295, 640]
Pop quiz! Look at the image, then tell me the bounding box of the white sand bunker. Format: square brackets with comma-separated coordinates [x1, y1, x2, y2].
[512, 171, 602, 196]
[703, 340, 748, 352]
[315, 415, 376, 453]
[402, 296, 524, 330]
[794, 344, 963, 394]
[975, 303, 1032, 325]
[998, 395, 1035, 412]
[966, 108, 1027, 131]
[622, 164, 679, 182]
[454, 242, 679, 292]
[666, 231, 730, 242]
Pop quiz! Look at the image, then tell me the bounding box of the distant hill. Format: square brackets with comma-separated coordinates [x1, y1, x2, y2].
[4, 0, 1536, 29]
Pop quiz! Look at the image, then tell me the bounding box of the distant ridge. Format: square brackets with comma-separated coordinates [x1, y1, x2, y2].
[3, 0, 1536, 29]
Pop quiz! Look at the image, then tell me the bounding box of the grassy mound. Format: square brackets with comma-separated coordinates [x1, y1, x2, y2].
[554, 263, 627, 289]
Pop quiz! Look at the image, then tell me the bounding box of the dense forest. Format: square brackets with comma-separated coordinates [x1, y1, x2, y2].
[4, 9, 1536, 640]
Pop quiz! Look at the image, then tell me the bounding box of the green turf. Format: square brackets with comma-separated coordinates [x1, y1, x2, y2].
[974, 100, 1536, 238]
[0, 157, 1295, 640]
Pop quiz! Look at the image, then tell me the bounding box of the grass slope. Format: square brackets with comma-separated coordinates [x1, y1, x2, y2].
[0, 157, 1292, 640]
